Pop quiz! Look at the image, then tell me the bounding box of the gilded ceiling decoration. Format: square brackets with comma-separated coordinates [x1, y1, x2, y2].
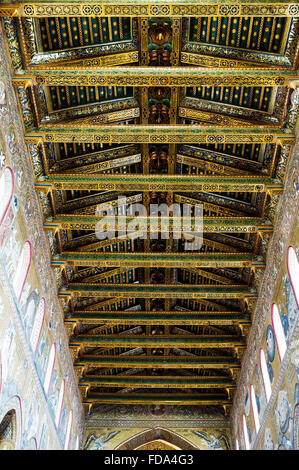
[1, 0, 298, 420]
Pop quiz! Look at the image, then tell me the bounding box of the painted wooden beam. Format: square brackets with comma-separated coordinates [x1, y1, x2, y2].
[83, 393, 232, 405]
[70, 334, 246, 348]
[61, 283, 256, 300]
[74, 355, 241, 369]
[14, 68, 299, 87]
[25, 125, 294, 144]
[1, 2, 298, 18]
[66, 312, 250, 327]
[37, 174, 282, 192]
[78, 375, 236, 389]
[53, 252, 265, 268]
[45, 215, 272, 234]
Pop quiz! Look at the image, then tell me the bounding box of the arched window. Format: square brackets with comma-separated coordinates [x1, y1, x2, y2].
[44, 343, 56, 395]
[271, 303, 287, 361]
[64, 410, 73, 450]
[287, 246, 299, 307]
[30, 297, 46, 354]
[0, 410, 16, 450]
[0, 166, 14, 226]
[235, 439, 239, 450]
[260, 348, 271, 402]
[242, 415, 250, 450]
[12, 241, 32, 302]
[55, 379, 65, 428]
[250, 385, 260, 434]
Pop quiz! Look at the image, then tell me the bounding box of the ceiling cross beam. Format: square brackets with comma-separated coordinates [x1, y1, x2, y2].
[52, 252, 265, 268]
[82, 393, 232, 406]
[45, 215, 272, 234]
[1, 2, 298, 18]
[13, 69, 299, 87]
[70, 334, 246, 348]
[66, 311, 250, 326]
[78, 375, 236, 389]
[25, 125, 294, 144]
[74, 355, 241, 369]
[36, 174, 283, 192]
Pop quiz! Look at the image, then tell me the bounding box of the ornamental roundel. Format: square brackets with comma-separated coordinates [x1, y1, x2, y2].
[94, 135, 110, 143]
[203, 184, 219, 192]
[150, 77, 169, 87]
[88, 77, 103, 86]
[274, 77, 287, 86]
[82, 5, 103, 16]
[219, 59, 239, 68]
[24, 5, 34, 15]
[289, 4, 299, 15]
[150, 5, 171, 16]
[207, 135, 225, 143]
[219, 4, 240, 16]
[151, 135, 168, 143]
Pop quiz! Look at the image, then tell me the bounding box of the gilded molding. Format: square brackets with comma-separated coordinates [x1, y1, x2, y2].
[179, 107, 267, 127]
[52, 252, 265, 269]
[176, 154, 251, 175]
[73, 354, 242, 366]
[83, 394, 232, 406]
[26, 125, 295, 144]
[45, 215, 273, 234]
[37, 174, 283, 192]
[69, 333, 247, 347]
[2, 3, 299, 18]
[78, 376, 236, 389]
[20, 68, 298, 87]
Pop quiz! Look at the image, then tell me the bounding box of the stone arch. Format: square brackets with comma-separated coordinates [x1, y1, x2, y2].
[114, 427, 199, 450]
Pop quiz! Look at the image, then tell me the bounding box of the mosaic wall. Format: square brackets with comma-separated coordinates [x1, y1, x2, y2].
[0, 23, 84, 450]
[231, 132, 299, 450]
[83, 405, 231, 450]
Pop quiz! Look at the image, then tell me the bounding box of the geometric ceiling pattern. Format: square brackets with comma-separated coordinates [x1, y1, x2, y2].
[1, 0, 298, 418]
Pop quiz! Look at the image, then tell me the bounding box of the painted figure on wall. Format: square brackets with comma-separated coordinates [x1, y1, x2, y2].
[23, 290, 39, 343]
[244, 389, 250, 416]
[266, 324, 275, 384]
[255, 363, 267, 421]
[35, 330, 50, 384]
[48, 368, 59, 414]
[0, 321, 16, 392]
[282, 275, 299, 342]
[192, 431, 230, 450]
[22, 388, 40, 450]
[2, 225, 20, 281]
[84, 431, 119, 450]
[264, 428, 274, 450]
[58, 404, 67, 443]
[275, 390, 293, 450]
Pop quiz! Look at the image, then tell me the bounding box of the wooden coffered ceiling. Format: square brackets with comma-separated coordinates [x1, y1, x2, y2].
[1, 0, 299, 418]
